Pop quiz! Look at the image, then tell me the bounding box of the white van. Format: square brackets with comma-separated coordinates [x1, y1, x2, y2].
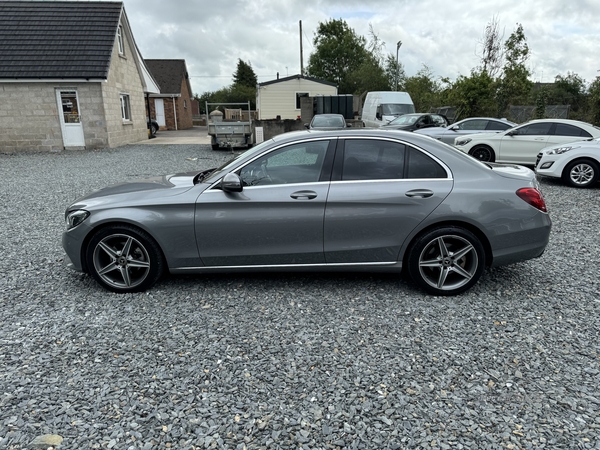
[362, 91, 415, 127]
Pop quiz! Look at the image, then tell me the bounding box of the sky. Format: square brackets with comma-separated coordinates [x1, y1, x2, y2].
[119, 0, 600, 95]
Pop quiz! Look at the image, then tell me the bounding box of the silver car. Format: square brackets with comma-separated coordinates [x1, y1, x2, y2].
[414, 117, 516, 145]
[63, 129, 551, 296]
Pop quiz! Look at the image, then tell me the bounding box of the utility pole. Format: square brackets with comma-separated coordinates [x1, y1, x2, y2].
[396, 41, 402, 91]
[299, 20, 304, 76]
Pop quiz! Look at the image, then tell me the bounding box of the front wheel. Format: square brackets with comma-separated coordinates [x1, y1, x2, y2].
[86, 225, 164, 293]
[470, 146, 495, 162]
[407, 227, 485, 296]
[562, 159, 599, 188]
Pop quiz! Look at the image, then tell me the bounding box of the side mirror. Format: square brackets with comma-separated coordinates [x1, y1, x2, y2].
[304, 123, 310, 129]
[506, 130, 517, 136]
[221, 173, 243, 193]
[450, 125, 459, 131]
[376, 112, 382, 120]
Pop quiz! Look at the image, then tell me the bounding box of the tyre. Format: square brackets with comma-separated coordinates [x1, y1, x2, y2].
[86, 225, 164, 293]
[562, 159, 599, 188]
[407, 227, 485, 296]
[151, 124, 158, 135]
[469, 146, 495, 162]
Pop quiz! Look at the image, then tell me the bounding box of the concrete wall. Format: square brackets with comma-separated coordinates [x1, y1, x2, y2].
[252, 119, 306, 141]
[101, 21, 148, 148]
[257, 78, 337, 120]
[0, 82, 108, 152]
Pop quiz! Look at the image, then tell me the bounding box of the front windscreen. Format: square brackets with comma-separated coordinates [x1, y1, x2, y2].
[382, 103, 416, 116]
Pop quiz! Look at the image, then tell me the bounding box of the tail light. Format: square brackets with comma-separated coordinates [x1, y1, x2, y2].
[516, 188, 547, 212]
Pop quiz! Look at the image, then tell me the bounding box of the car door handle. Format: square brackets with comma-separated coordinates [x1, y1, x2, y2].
[405, 189, 434, 198]
[534, 137, 546, 141]
[290, 190, 317, 200]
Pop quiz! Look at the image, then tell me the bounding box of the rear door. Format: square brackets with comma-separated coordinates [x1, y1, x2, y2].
[323, 137, 453, 263]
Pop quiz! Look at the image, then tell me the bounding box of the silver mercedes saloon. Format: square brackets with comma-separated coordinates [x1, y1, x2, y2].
[63, 129, 551, 296]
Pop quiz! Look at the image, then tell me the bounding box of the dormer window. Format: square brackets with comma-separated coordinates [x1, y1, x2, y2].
[117, 25, 124, 55]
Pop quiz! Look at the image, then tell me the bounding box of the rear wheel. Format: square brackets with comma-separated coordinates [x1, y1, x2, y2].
[86, 225, 164, 293]
[151, 124, 158, 135]
[407, 227, 485, 296]
[470, 146, 495, 162]
[562, 159, 599, 188]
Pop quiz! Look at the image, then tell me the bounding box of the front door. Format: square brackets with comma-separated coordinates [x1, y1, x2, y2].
[155, 99, 166, 127]
[56, 90, 85, 148]
[195, 139, 334, 266]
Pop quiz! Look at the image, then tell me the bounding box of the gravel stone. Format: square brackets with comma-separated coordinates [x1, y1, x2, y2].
[0, 143, 599, 449]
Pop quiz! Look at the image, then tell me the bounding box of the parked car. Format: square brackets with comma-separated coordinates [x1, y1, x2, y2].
[306, 114, 349, 130]
[535, 137, 600, 188]
[415, 117, 516, 145]
[382, 113, 448, 132]
[147, 117, 159, 135]
[454, 118, 600, 165]
[62, 129, 551, 296]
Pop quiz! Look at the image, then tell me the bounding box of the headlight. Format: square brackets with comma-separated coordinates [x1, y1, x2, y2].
[66, 210, 89, 230]
[547, 146, 578, 155]
[455, 137, 472, 146]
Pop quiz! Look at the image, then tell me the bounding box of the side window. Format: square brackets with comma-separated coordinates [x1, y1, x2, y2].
[342, 139, 405, 181]
[432, 115, 446, 126]
[296, 92, 309, 110]
[517, 123, 553, 135]
[459, 119, 487, 131]
[553, 123, 592, 137]
[117, 25, 125, 55]
[239, 141, 329, 186]
[406, 147, 447, 179]
[487, 121, 512, 131]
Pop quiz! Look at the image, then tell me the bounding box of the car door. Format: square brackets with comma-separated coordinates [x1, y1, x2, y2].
[195, 139, 335, 266]
[323, 137, 453, 263]
[443, 119, 488, 145]
[546, 122, 593, 147]
[497, 122, 552, 164]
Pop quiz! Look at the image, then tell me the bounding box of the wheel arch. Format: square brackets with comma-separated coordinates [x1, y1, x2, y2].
[560, 156, 600, 177]
[80, 220, 167, 274]
[402, 220, 493, 268]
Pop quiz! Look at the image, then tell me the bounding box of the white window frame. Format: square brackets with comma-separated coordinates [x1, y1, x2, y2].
[117, 25, 124, 55]
[120, 94, 131, 121]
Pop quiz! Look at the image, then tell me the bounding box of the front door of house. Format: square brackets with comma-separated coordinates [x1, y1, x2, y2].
[56, 90, 85, 148]
[155, 99, 166, 127]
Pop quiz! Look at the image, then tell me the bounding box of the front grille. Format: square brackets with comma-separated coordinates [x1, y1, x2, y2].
[535, 153, 542, 168]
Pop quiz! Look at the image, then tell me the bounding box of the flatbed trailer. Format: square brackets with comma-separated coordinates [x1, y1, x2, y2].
[206, 101, 253, 150]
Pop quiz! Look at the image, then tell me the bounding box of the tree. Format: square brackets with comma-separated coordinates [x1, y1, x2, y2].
[587, 76, 600, 125]
[233, 59, 257, 88]
[404, 65, 442, 112]
[384, 54, 406, 91]
[306, 19, 371, 93]
[447, 70, 497, 118]
[477, 16, 504, 78]
[496, 23, 532, 117]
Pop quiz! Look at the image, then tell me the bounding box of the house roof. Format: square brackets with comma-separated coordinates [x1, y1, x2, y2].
[145, 59, 192, 96]
[258, 74, 337, 88]
[0, 1, 123, 80]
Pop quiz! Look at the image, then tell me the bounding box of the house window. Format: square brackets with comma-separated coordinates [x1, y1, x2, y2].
[120, 94, 131, 121]
[296, 92, 309, 109]
[117, 25, 124, 55]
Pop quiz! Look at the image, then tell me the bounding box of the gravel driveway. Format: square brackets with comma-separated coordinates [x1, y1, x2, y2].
[1, 144, 599, 449]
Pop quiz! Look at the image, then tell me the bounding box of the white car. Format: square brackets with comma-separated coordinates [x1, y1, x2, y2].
[454, 119, 600, 165]
[535, 137, 600, 188]
[415, 117, 515, 145]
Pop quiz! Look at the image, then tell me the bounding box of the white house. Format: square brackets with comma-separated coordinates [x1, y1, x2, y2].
[0, 1, 159, 152]
[256, 75, 338, 120]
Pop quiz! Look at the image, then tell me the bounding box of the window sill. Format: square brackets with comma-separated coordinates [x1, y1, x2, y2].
[122, 120, 133, 126]
[119, 54, 127, 60]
